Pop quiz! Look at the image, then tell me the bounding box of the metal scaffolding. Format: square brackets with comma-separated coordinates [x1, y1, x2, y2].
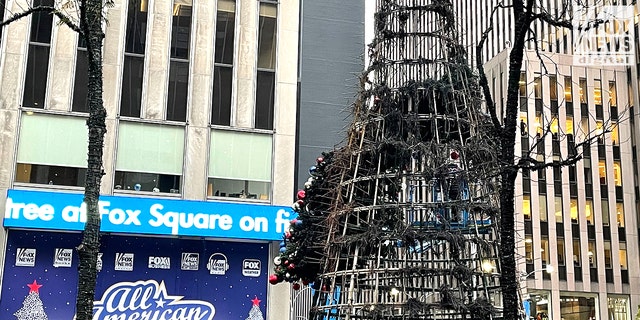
[309, 0, 502, 319]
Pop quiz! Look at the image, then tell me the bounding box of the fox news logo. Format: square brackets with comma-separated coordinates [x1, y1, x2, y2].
[54, 248, 73, 267]
[206, 253, 228, 275]
[573, 5, 635, 66]
[148, 256, 171, 269]
[181, 253, 199, 271]
[16, 248, 36, 267]
[242, 259, 261, 277]
[115, 253, 134, 271]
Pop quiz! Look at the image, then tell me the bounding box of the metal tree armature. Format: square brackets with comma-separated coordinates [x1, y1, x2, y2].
[307, 0, 503, 319]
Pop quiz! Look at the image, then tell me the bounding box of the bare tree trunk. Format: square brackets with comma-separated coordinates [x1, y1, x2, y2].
[74, 0, 106, 319]
[500, 1, 529, 319]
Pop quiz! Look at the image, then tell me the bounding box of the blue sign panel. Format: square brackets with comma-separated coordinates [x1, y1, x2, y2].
[4, 189, 296, 241]
[0, 230, 269, 319]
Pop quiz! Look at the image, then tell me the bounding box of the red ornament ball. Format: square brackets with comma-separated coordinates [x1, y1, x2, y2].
[297, 190, 306, 200]
[322, 284, 330, 292]
[316, 157, 324, 164]
[269, 274, 280, 285]
[292, 283, 301, 290]
[287, 263, 296, 270]
[450, 151, 459, 160]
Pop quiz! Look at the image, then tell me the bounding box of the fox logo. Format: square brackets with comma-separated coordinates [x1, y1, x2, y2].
[54, 248, 73, 267]
[16, 248, 36, 267]
[115, 253, 134, 271]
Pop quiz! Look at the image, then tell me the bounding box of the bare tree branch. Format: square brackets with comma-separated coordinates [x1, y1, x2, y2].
[0, 5, 82, 35]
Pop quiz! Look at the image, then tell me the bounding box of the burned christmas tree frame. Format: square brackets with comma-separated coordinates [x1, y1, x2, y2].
[274, 0, 504, 319]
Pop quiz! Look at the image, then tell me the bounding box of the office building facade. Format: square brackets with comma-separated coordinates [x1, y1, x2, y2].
[459, 1, 640, 319]
[0, 0, 298, 318]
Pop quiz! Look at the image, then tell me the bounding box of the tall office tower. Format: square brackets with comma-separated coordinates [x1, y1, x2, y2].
[451, 1, 640, 319]
[307, 1, 503, 318]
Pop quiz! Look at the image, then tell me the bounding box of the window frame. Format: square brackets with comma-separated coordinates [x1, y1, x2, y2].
[166, 0, 194, 122]
[211, 0, 238, 126]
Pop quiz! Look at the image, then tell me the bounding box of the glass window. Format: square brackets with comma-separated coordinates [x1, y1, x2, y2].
[609, 81, 617, 106]
[167, 0, 192, 121]
[529, 292, 551, 320]
[121, 0, 148, 117]
[523, 195, 531, 220]
[212, 0, 236, 126]
[573, 239, 581, 267]
[564, 77, 572, 102]
[613, 161, 622, 186]
[550, 117, 559, 134]
[125, 0, 148, 54]
[615, 203, 624, 227]
[555, 196, 563, 221]
[519, 72, 526, 97]
[607, 296, 628, 320]
[255, 70, 275, 130]
[115, 122, 184, 194]
[15, 114, 88, 186]
[579, 78, 587, 103]
[255, 2, 277, 130]
[604, 241, 612, 269]
[72, 40, 89, 113]
[525, 237, 533, 264]
[539, 195, 548, 222]
[557, 238, 565, 266]
[208, 130, 272, 200]
[588, 241, 597, 268]
[566, 116, 573, 135]
[560, 296, 597, 320]
[541, 237, 550, 265]
[23, 45, 50, 108]
[170, 0, 192, 59]
[585, 200, 594, 225]
[166, 61, 189, 122]
[549, 75, 557, 100]
[611, 122, 619, 145]
[584, 167, 592, 184]
[519, 112, 528, 135]
[570, 199, 578, 223]
[15, 163, 86, 187]
[114, 171, 181, 193]
[599, 160, 607, 184]
[17, 114, 88, 167]
[120, 56, 145, 117]
[594, 79, 602, 105]
[215, 0, 235, 65]
[29, 0, 54, 44]
[534, 76, 542, 99]
[535, 112, 543, 136]
[602, 200, 610, 226]
[23, 0, 55, 109]
[257, 3, 277, 69]
[619, 243, 627, 269]
[212, 66, 232, 126]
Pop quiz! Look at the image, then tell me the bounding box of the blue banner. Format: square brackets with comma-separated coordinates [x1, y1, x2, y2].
[4, 189, 295, 241]
[0, 230, 269, 319]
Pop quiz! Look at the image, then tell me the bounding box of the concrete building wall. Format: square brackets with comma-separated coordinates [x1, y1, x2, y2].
[295, 0, 363, 188]
[0, 0, 299, 318]
[485, 50, 640, 319]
